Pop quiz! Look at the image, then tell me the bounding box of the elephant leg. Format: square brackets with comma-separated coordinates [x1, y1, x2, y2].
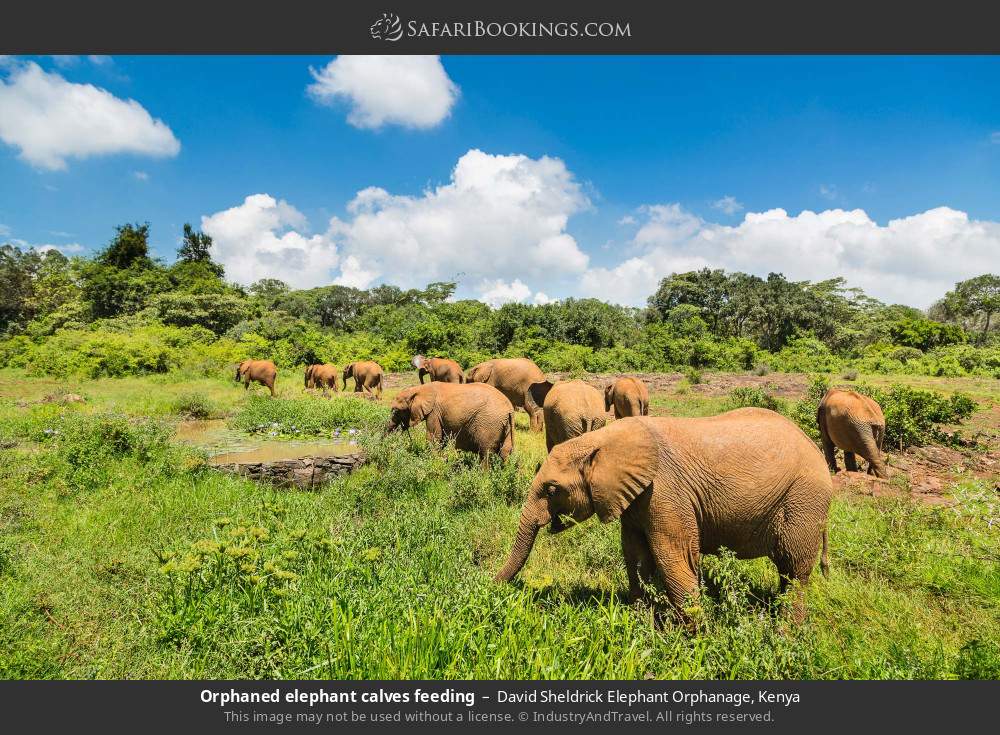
[267, 381, 276, 398]
[844, 451, 858, 472]
[773, 516, 823, 624]
[862, 429, 888, 479]
[621, 524, 655, 604]
[820, 431, 837, 473]
[647, 531, 700, 622]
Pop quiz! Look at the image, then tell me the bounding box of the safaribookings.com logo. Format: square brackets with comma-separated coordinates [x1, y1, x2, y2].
[370, 13, 631, 41]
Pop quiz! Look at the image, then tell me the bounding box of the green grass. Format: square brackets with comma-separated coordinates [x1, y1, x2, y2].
[0, 369, 997, 679]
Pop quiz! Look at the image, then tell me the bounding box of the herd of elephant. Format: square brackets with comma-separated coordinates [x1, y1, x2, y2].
[235, 356, 890, 624]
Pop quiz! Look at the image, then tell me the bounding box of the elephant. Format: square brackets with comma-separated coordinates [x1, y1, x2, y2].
[343, 361, 384, 399]
[495, 409, 833, 623]
[528, 379, 608, 452]
[817, 388, 888, 479]
[304, 363, 339, 395]
[605, 376, 650, 419]
[412, 355, 465, 384]
[466, 358, 546, 431]
[235, 359, 277, 397]
[386, 382, 515, 466]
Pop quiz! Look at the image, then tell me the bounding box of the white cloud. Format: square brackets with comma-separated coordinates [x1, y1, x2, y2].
[479, 279, 532, 308]
[533, 291, 556, 305]
[201, 194, 340, 289]
[326, 148, 589, 289]
[132, 170, 149, 181]
[0, 61, 179, 170]
[618, 215, 636, 226]
[579, 204, 1000, 308]
[819, 184, 839, 200]
[307, 55, 458, 130]
[711, 195, 744, 215]
[35, 242, 85, 254]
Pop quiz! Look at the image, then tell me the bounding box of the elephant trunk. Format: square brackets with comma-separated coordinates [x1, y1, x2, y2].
[495, 498, 546, 582]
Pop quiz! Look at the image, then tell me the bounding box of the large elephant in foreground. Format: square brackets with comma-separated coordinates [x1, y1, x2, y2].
[413, 355, 465, 384]
[817, 388, 888, 478]
[386, 382, 515, 466]
[304, 363, 339, 395]
[495, 410, 833, 623]
[343, 361, 384, 399]
[235, 359, 277, 397]
[605, 376, 649, 419]
[466, 358, 546, 431]
[528, 379, 608, 452]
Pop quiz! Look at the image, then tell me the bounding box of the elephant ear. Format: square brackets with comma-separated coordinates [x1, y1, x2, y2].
[584, 420, 658, 523]
[411, 354, 425, 370]
[408, 386, 437, 425]
[526, 381, 553, 413]
[604, 383, 614, 411]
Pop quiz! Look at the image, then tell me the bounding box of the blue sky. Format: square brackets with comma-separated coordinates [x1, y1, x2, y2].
[1, 55, 998, 307]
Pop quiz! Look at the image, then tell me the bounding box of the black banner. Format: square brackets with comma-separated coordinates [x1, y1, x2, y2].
[1, 680, 995, 732]
[2, 0, 1000, 54]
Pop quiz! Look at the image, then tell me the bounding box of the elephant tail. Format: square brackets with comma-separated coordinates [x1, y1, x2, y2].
[502, 411, 515, 453]
[820, 525, 830, 579]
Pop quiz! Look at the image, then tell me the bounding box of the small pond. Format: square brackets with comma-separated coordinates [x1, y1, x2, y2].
[174, 419, 357, 465]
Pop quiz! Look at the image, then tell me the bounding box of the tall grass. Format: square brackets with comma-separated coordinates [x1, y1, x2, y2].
[0, 372, 997, 680]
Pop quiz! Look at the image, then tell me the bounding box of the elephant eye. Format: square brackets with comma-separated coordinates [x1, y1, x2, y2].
[545, 484, 557, 497]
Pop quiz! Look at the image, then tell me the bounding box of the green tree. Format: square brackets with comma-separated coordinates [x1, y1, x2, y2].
[933, 274, 1000, 345]
[177, 223, 224, 278]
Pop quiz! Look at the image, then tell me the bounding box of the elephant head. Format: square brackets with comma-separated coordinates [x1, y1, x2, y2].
[385, 386, 436, 433]
[235, 360, 249, 382]
[495, 420, 659, 582]
[304, 364, 315, 388]
[342, 362, 355, 390]
[525, 380, 554, 415]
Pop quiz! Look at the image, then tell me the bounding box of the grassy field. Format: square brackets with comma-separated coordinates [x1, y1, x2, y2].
[0, 367, 998, 679]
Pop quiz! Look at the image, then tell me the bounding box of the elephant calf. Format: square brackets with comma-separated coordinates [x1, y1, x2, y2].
[304, 363, 339, 395]
[386, 382, 515, 466]
[466, 357, 546, 432]
[605, 376, 650, 419]
[413, 355, 465, 384]
[817, 388, 888, 478]
[496, 410, 833, 623]
[235, 359, 277, 397]
[528, 379, 608, 452]
[343, 361, 384, 399]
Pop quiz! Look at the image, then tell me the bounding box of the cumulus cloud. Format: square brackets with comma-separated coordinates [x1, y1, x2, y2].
[711, 195, 744, 215]
[580, 204, 1000, 308]
[307, 55, 458, 130]
[479, 279, 533, 308]
[201, 194, 339, 289]
[327, 148, 589, 290]
[0, 61, 180, 170]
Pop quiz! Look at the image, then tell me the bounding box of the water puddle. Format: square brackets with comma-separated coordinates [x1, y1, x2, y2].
[175, 419, 356, 465]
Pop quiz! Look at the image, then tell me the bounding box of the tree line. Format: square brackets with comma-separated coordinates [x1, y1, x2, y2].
[1, 222, 998, 378]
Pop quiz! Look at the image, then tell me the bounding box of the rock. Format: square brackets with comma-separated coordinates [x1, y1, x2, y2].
[211, 453, 365, 489]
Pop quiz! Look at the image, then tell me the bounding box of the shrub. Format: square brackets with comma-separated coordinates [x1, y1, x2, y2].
[727, 386, 781, 413]
[842, 369, 859, 381]
[170, 392, 216, 419]
[229, 395, 389, 438]
[787, 376, 831, 441]
[751, 362, 771, 376]
[853, 383, 977, 449]
[684, 367, 703, 385]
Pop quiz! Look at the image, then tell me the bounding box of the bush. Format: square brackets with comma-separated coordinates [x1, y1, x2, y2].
[853, 384, 977, 449]
[229, 395, 389, 438]
[752, 362, 771, 376]
[842, 369, 859, 381]
[727, 386, 782, 412]
[684, 367, 703, 384]
[170, 393, 216, 419]
[787, 376, 831, 441]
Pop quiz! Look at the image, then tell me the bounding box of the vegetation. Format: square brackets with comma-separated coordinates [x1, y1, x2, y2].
[0, 372, 995, 679]
[2, 224, 999, 380]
